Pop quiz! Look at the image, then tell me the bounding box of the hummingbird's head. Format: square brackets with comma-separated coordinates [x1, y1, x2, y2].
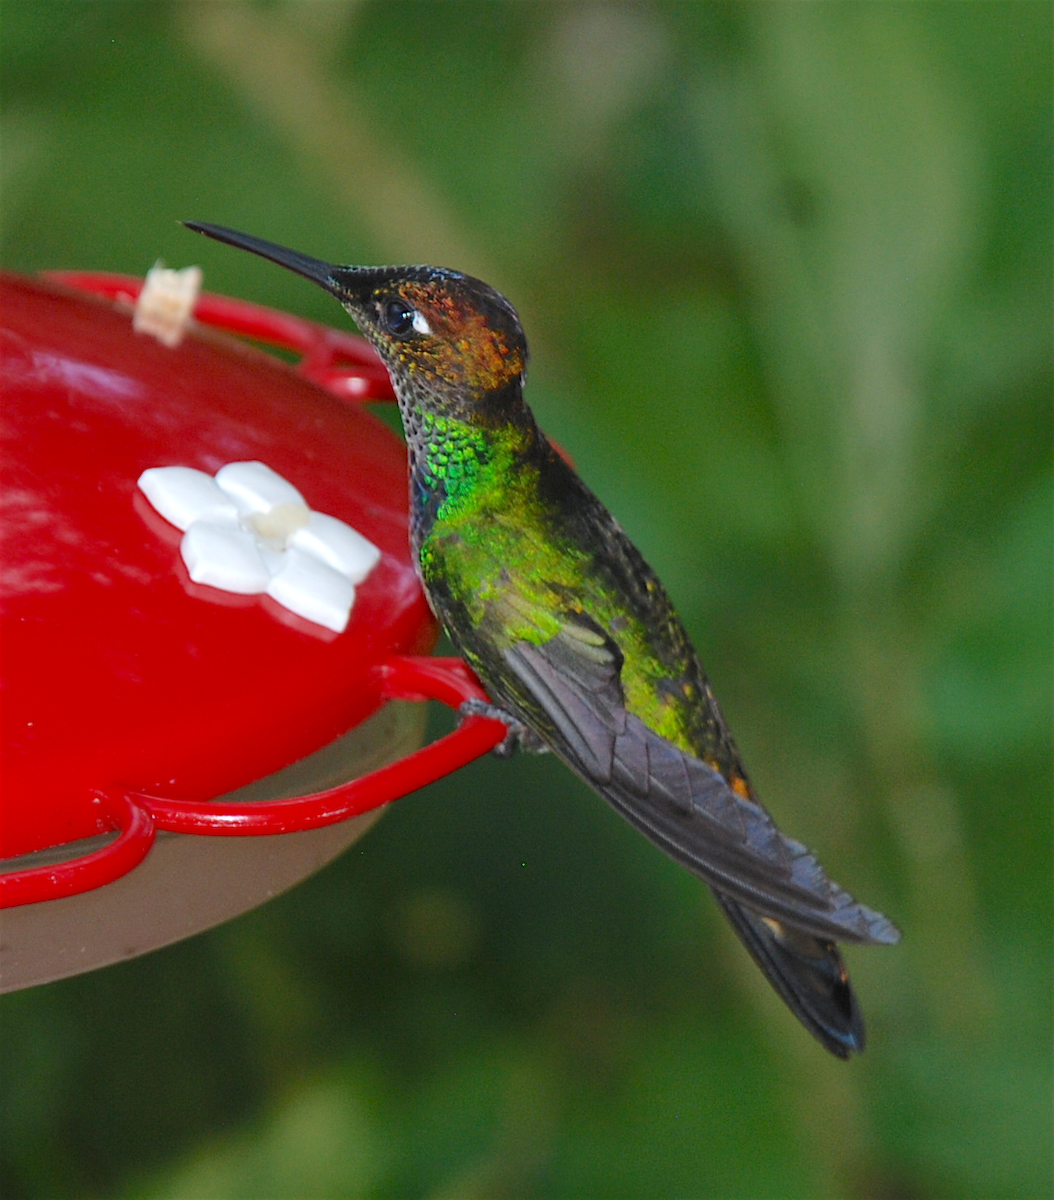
[333, 265, 528, 418]
[184, 223, 528, 423]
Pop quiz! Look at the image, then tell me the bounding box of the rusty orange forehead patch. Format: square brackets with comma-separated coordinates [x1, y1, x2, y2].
[395, 280, 525, 393]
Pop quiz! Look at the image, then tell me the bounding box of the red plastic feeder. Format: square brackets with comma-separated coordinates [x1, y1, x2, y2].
[0, 269, 506, 991]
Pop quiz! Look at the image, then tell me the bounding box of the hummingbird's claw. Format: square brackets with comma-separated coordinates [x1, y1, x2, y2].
[458, 698, 548, 757]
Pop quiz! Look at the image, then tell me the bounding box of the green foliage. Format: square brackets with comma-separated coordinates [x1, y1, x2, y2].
[2, 3, 1050, 1197]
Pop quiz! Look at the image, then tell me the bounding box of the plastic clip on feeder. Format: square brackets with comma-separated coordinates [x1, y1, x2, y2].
[0, 269, 507, 992]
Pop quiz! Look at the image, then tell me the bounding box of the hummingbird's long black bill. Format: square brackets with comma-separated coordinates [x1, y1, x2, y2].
[182, 221, 342, 295]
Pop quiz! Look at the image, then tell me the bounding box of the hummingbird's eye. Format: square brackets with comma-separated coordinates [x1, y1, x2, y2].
[382, 298, 416, 338]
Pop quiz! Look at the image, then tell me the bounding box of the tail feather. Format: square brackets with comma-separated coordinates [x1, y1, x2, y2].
[714, 892, 865, 1058]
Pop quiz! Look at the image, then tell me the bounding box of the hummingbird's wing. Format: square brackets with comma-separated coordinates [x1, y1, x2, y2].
[501, 619, 898, 948]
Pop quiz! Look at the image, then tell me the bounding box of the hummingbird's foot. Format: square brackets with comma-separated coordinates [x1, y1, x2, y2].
[458, 699, 548, 757]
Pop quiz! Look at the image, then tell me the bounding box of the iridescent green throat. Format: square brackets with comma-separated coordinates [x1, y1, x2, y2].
[411, 407, 530, 525]
[416, 409, 484, 514]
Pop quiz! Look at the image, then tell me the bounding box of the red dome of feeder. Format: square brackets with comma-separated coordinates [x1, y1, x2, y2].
[0, 270, 504, 990]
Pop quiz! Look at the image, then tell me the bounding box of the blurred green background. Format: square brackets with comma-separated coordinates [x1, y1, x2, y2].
[2, 2, 1050, 1197]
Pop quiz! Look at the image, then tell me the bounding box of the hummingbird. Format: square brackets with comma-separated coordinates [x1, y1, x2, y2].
[184, 221, 899, 1057]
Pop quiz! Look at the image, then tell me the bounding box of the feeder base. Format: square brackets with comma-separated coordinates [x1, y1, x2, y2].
[0, 701, 425, 992]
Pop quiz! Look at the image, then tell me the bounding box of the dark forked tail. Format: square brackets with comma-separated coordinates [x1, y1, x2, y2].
[713, 892, 865, 1057]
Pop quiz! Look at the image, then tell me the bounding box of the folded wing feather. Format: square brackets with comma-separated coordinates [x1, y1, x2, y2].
[503, 621, 898, 946]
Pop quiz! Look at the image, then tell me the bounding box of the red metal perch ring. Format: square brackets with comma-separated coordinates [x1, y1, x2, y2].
[0, 657, 505, 908]
[136, 656, 506, 835]
[0, 789, 157, 908]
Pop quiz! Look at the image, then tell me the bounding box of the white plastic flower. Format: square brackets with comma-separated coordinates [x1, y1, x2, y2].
[138, 461, 381, 633]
